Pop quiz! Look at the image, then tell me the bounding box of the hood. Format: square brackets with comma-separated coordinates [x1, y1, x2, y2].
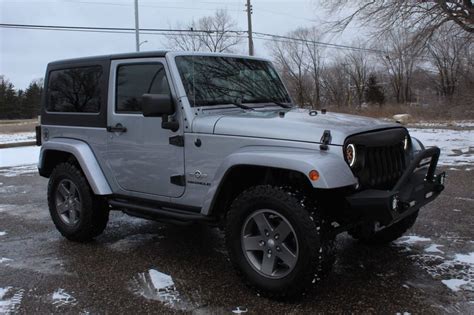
[191, 108, 403, 145]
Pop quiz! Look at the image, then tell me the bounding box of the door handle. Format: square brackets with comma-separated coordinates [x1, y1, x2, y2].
[107, 123, 127, 133]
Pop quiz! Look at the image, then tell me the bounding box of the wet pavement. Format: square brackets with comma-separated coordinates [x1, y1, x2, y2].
[0, 165, 473, 314]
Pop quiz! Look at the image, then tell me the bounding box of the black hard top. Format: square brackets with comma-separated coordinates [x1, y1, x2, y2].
[48, 50, 169, 66]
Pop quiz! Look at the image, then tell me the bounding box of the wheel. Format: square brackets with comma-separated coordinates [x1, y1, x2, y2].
[225, 185, 334, 299]
[47, 162, 109, 242]
[349, 210, 419, 245]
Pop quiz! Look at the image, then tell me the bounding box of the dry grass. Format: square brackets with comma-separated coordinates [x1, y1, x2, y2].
[327, 103, 474, 121]
[0, 119, 38, 134]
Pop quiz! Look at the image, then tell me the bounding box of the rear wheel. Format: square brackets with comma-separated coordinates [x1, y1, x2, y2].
[225, 185, 334, 299]
[48, 162, 109, 242]
[349, 210, 419, 245]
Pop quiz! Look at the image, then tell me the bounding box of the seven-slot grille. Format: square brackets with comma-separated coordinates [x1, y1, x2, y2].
[345, 128, 408, 190]
[362, 143, 406, 189]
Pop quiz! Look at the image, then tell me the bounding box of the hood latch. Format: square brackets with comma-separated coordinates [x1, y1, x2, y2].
[320, 130, 332, 150]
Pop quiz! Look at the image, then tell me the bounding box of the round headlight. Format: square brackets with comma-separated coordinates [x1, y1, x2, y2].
[346, 144, 356, 167]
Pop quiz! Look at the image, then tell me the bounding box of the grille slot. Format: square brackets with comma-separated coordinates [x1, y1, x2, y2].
[358, 143, 406, 190]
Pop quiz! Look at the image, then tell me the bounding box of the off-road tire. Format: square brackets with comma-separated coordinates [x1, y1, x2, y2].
[349, 210, 419, 245]
[225, 185, 334, 299]
[47, 162, 109, 242]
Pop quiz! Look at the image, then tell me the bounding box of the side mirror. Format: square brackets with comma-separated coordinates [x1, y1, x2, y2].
[142, 94, 175, 117]
[141, 94, 179, 132]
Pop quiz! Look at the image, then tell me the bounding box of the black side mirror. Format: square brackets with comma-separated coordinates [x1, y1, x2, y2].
[142, 93, 175, 117]
[141, 94, 179, 132]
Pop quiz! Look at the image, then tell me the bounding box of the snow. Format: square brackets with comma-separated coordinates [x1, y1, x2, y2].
[0, 258, 13, 263]
[0, 164, 37, 177]
[454, 253, 474, 264]
[0, 231, 6, 236]
[394, 235, 431, 245]
[232, 306, 249, 314]
[442, 279, 470, 292]
[148, 269, 174, 290]
[408, 128, 474, 166]
[52, 289, 77, 307]
[0, 146, 40, 167]
[411, 120, 474, 128]
[0, 287, 24, 314]
[424, 244, 444, 254]
[0, 132, 35, 144]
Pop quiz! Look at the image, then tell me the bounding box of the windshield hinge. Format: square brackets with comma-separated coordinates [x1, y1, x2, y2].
[320, 130, 332, 150]
[169, 135, 184, 147]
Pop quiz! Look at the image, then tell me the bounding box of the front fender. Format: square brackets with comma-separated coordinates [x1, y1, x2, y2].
[39, 138, 112, 195]
[201, 146, 357, 214]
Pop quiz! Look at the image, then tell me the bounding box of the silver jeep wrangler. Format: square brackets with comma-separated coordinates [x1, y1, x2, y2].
[37, 51, 445, 298]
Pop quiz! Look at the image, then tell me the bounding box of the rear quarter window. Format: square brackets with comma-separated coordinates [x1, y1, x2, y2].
[46, 66, 102, 113]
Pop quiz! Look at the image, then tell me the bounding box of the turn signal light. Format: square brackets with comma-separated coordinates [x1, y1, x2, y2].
[309, 170, 320, 181]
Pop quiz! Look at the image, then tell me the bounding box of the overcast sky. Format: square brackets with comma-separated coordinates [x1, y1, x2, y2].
[0, 0, 361, 89]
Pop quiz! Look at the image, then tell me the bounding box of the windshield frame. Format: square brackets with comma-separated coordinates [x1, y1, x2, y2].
[173, 54, 293, 109]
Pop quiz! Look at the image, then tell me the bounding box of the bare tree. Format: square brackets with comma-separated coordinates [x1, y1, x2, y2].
[322, 0, 473, 45]
[343, 49, 371, 106]
[378, 29, 424, 104]
[269, 28, 311, 106]
[166, 9, 243, 53]
[302, 27, 325, 108]
[321, 61, 351, 107]
[428, 26, 472, 97]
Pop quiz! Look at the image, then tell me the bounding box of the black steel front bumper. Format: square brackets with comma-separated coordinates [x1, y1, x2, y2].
[346, 147, 445, 227]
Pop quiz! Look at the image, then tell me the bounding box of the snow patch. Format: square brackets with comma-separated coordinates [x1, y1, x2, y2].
[453, 209, 462, 212]
[0, 258, 13, 263]
[0, 231, 6, 236]
[0, 132, 35, 144]
[130, 269, 200, 311]
[394, 235, 431, 245]
[0, 164, 37, 177]
[408, 128, 474, 166]
[456, 197, 474, 202]
[0, 146, 40, 168]
[149, 269, 174, 290]
[52, 289, 77, 307]
[0, 287, 24, 314]
[454, 253, 474, 264]
[425, 244, 444, 254]
[232, 306, 249, 314]
[442, 279, 470, 292]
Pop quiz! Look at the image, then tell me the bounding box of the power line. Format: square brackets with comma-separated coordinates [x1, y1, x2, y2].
[0, 23, 383, 54]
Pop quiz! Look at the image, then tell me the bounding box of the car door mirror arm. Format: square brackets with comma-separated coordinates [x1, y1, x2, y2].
[161, 114, 179, 132]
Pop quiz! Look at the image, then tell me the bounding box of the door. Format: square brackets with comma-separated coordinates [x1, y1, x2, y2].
[105, 58, 185, 198]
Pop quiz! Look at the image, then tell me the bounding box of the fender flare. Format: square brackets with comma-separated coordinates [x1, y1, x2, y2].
[39, 138, 112, 195]
[201, 146, 357, 214]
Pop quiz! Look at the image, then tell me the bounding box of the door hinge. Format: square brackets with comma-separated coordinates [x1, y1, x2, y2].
[169, 135, 184, 147]
[170, 175, 186, 186]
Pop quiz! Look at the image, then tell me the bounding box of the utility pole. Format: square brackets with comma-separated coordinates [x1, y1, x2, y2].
[245, 0, 254, 56]
[134, 0, 140, 52]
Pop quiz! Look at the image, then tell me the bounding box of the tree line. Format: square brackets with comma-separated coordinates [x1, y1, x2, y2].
[0, 76, 43, 119]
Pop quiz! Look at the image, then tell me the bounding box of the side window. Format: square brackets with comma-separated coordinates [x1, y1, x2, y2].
[47, 66, 102, 113]
[116, 63, 170, 113]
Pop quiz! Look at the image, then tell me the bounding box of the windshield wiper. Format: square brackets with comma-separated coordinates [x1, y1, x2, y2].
[227, 96, 255, 110]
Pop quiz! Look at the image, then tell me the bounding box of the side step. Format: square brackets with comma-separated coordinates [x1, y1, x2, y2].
[108, 199, 215, 224]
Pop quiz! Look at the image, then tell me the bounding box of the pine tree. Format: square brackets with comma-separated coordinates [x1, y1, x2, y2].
[22, 80, 43, 118]
[364, 74, 385, 106]
[0, 76, 20, 119]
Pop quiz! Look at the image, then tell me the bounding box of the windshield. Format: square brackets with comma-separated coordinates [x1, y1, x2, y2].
[175, 56, 291, 107]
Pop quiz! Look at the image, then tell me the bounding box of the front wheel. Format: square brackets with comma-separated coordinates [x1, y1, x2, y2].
[225, 185, 333, 299]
